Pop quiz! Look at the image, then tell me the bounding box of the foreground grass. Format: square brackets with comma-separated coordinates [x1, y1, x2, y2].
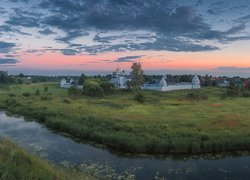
[0, 139, 93, 180]
[1, 83, 250, 154]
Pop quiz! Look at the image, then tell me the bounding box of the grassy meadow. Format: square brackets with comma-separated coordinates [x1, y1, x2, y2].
[0, 139, 93, 180]
[0, 82, 250, 154]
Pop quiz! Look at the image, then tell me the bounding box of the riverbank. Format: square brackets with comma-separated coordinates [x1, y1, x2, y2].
[0, 138, 93, 180]
[1, 83, 250, 154]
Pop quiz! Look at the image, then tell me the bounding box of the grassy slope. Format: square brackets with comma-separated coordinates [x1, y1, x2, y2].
[0, 83, 250, 154]
[0, 139, 93, 180]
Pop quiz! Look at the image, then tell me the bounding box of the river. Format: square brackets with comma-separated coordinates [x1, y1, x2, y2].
[0, 111, 250, 179]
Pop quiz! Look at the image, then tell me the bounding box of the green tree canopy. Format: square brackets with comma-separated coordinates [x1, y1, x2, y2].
[78, 73, 87, 85]
[83, 79, 104, 97]
[68, 86, 81, 97]
[130, 62, 144, 89]
[0, 71, 8, 83]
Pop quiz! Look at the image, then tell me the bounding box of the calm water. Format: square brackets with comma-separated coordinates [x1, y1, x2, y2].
[0, 111, 250, 179]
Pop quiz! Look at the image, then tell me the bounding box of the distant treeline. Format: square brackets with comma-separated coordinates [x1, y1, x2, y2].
[0, 71, 59, 85]
[1, 71, 250, 89]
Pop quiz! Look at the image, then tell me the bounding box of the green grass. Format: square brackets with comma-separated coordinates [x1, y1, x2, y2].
[1, 82, 250, 154]
[0, 138, 94, 180]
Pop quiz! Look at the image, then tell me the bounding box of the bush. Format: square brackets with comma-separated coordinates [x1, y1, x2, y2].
[220, 93, 228, 99]
[68, 86, 81, 97]
[31, 79, 39, 83]
[242, 92, 250, 97]
[100, 81, 115, 95]
[62, 98, 71, 104]
[186, 91, 208, 100]
[44, 86, 48, 92]
[16, 78, 23, 84]
[5, 98, 18, 107]
[35, 89, 40, 96]
[226, 82, 242, 97]
[22, 92, 31, 97]
[83, 79, 104, 97]
[133, 92, 146, 104]
[8, 93, 16, 97]
[40, 96, 52, 101]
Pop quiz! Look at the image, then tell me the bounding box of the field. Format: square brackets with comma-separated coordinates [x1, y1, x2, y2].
[0, 82, 250, 154]
[0, 139, 93, 180]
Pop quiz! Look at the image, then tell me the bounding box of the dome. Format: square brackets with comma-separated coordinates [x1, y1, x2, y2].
[192, 74, 200, 85]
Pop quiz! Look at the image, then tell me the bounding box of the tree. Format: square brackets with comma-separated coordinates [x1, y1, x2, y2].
[82, 79, 104, 97]
[44, 86, 48, 92]
[35, 89, 40, 96]
[0, 71, 15, 84]
[16, 78, 23, 84]
[18, 73, 24, 78]
[203, 74, 210, 86]
[179, 75, 192, 82]
[244, 80, 250, 91]
[130, 62, 144, 89]
[134, 91, 146, 104]
[112, 67, 121, 77]
[0, 71, 8, 83]
[78, 73, 87, 85]
[100, 81, 115, 95]
[211, 80, 218, 87]
[227, 82, 240, 96]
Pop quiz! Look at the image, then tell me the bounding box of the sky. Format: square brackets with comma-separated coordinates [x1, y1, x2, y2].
[0, 0, 250, 76]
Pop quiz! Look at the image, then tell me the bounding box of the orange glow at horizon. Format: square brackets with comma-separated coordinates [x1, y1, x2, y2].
[16, 48, 250, 71]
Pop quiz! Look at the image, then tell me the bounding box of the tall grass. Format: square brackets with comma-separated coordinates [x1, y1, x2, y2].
[0, 139, 94, 180]
[0, 83, 250, 154]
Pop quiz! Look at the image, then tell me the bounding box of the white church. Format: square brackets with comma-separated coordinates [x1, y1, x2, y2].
[110, 68, 130, 89]
[111, 72, 201, 91]
[60, 78, 83, 89]
[60, 68, 201, 92]
[110, 75, 129, 89]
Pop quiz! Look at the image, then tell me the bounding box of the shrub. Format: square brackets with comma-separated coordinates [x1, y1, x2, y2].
[201, 134, 209, 141]
[62, 98, 71, 104]
[83, 79, 104, 97]
[17, 78, 23, 84]
[242, 92, 250, 97]
[68, 86, 81, 97]
[44, 86, 48, 92]
[32, 79, 39, 83]
[40, 96, 52, 101]
[220, 93, 228, 99]
[8, 93, 16, 97]
[22, 92, 31, 97]
[226, 82, 241, 97]
[100, 81, 115, 95]
[5, 98, 18, 107]
[35, 89, 40, 96]
[133, 91, 146, 104]
[186, 91, 208, 101]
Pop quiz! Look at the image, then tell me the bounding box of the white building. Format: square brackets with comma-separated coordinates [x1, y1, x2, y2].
[110, 75, 129, 89]
[110, 72, 201, 91]
[110, 68, 130, 89]
[143, 74, 201, 92]
[60, 78, 83, 89]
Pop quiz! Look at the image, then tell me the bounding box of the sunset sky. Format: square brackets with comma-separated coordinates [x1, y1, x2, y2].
[1, 0, 250, 76]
